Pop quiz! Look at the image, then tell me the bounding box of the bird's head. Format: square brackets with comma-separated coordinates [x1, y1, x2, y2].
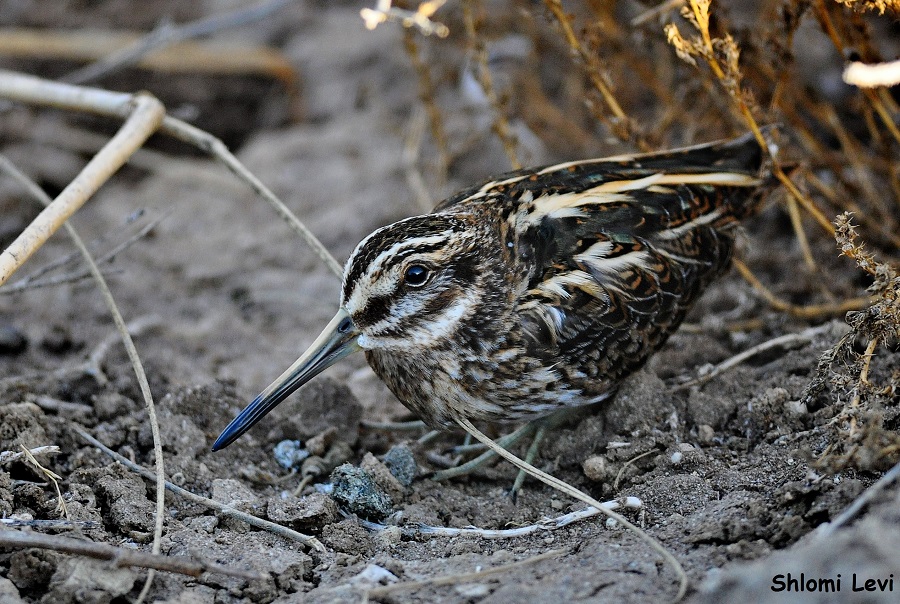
[341, 214, 489, 351]
[212, 214, 494, 450]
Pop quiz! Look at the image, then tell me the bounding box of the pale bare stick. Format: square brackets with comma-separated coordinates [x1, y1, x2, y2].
[816, 458, 900, 539]
[0, 154, 167, 603]
[155, 115, 344, 277]
[0, 70, 342, 278]
[361, 0, 450, 37]
[0, 91, 164, 286]
[674, 322, 840, 391]
[19, 445, 68, 518]
[631, 0, 685, 26]
[456, 417, 688, 602]
[1, 518, 100, 530]
[358, 496, 643, 539]
[62, 0, 293, 85]
[0, 28, 296, 87]
[844, 59, 900, 89]
[0, 531, 265, 581]
[366, 548, 566, 598]
[0, 209, 170, 295]
[74, 426, 327, 553]
[360, 419, 427, 431]
[0, 445, 60, 465]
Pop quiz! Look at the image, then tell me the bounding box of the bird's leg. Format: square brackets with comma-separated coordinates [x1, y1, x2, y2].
[509, 422, 548, 501]
[430, 405, 595, 482]
[430, 421, 536, 481]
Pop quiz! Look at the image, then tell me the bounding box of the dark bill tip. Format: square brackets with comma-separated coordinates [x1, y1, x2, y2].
[211, 308, 360, 451]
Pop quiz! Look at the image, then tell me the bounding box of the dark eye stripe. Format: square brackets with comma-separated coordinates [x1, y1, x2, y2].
[358, 293, 392, 327]
[344, 241, 446, 300]
[342, 216, 468, 302]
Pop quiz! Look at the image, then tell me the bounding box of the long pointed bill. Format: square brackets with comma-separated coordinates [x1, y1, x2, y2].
[212, 308, 361, 451]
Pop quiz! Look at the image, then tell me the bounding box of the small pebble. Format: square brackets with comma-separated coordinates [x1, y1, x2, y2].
[382, 444, 417, 486]
[273, 440, 310, 470]
[455, 583, 491, 597]
[350, 564, 399, 586]
[360, 452, 406, 503]
[670, 451, 683, 464]
[267, 492, 339, 531]
[582, 455, 608, 482]
[374, 525, 402, 548]
[0, 325, 27, 355]
[786, 400, 808, 416]
[330, 464, 394, 521]
[697, 424, 715, 445]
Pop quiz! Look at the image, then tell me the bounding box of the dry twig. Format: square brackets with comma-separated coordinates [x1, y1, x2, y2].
[675, 323, 843, 391]
[0, 94, 164, 286]
[359, 497, 643, 539]
[0, 531, 265, 581]
[361, 0, 449, 37]
[0, 70, 342, 278]
[455, 417, 688, 601]
[75, 426, 327, 553]
[0, 153, 167, 603]
[462, 0, 521, 169]
[366, 548, 567, 597]
[0, 445, 60, 466]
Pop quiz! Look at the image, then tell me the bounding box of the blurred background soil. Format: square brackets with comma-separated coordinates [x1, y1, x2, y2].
[0, 1, 898, 602]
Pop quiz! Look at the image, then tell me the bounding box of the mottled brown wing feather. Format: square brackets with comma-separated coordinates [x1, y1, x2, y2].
[508, 135, 767, 395]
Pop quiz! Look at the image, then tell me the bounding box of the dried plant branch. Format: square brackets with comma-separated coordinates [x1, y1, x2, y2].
[613, 450, 657, 490]
[0, 445, 60, 465]
[462, 0, 521, 169]
[631, 0, 686, 26]
[0, 93, 165, 286]
[0, 530, 266, 581]
[0, 518, 100, 529]
[361, 0, 449, 37]
[0, 27, 297, 86]
[359, 497, 643, 539]
[665, 0, 836, 255]
[0, 153, 166, 601]
[455, 417, 687, 601]
[732, 259, 870, 318]
[75, 426, 327, 553]
[401, 106, 436, 212]
[816, 457, 900, 539]
[17, 444, 68, 518]
[401, 28, 449, 200]
[674, 323, 842, 391]
[366, 548, 567, 597]
[0, 210, 169, 295]
[542, 0, 641, 146]
[0, 70, 342, 278]
[802, 214, 899, 469]
[61, 0, 293, 85]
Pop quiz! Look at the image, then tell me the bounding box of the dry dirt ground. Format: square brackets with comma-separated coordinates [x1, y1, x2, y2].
[1, 1, 899, 603]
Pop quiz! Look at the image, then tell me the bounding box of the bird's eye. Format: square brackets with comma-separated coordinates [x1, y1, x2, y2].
[403, 264, 430, 287]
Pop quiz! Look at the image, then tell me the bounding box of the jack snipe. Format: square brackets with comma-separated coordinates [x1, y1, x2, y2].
[213, 132, 770, 451]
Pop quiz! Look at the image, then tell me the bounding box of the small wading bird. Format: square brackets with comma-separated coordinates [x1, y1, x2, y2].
[213, 132, 770, 453]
